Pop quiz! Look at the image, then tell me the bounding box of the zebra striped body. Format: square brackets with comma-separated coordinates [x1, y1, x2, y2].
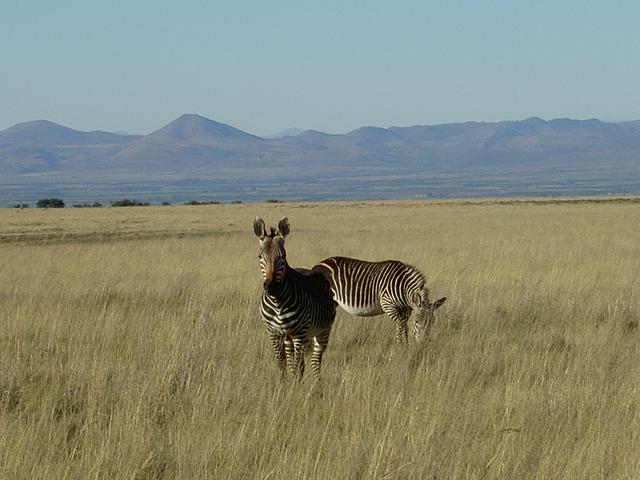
[314, 256, 446, 343]
[255, 217, 336, 378]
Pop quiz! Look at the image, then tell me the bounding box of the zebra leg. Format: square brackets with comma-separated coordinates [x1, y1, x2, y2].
[310, 332, 331, 379]
[291, 336, 307, 379]
[284, 336, 295, 375]
[381, 300, 409, 344]
[268, 332, 287, 377]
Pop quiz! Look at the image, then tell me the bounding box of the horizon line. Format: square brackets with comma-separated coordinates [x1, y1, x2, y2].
[2, 114, 638, 138]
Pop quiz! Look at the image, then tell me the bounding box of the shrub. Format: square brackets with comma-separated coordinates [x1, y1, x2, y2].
[36, 198, 65, 208]
[184, 200, 221, 205]
[111, 199, 150, 207]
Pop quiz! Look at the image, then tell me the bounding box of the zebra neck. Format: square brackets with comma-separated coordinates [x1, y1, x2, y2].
[264, 264, 295, 300]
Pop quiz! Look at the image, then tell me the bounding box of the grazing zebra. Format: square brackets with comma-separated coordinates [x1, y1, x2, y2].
[254, 217, 336, 379]
[313, 257, 446, 344]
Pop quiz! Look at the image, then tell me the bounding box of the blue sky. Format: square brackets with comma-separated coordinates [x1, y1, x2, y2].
[1, 1, 639, 136]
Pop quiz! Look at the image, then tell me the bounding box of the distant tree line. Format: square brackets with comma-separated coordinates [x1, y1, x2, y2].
[110, 199, 150, 207]
[184, 200, 221, 205]
[9, 197, 273, 209]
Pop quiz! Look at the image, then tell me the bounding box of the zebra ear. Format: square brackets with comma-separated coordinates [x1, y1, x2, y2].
[254, 217, 266, 239]
[432, 296, 447, 309]
[277, 217, 290, 238]
[411, 292, 422, 305]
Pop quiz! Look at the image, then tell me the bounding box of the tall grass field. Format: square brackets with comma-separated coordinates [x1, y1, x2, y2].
[1, 198, 639, 479]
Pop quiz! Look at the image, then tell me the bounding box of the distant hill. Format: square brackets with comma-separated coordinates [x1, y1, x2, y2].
[107, 114, 265, 172]
[1, 114, 639, 204]
[142, 114, 262, 145]
[265, 127, 305, 139]
[0, 120, 140, 147]
[0, 120, 141, 174]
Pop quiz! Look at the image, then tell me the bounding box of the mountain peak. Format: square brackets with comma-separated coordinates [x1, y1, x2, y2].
[524, 116, 545, 122]
[0, 119, 138, 147]
[2, 119, 76, 135]
[346, 126, 401, 143]
[148, 114, 261, 144]
[265, 127, 305, 139]
[173, 113, 211, 124]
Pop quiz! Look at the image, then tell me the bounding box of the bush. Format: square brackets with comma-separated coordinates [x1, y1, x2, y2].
[110, 199, 150, 207]
[265, 199, 284, 203]
[36, 198, 65, 208]
[13, 203, 30, 209]
[184, 200, 221, 206]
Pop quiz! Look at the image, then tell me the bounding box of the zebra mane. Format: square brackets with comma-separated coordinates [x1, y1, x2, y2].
[405, 262, 426, 284]
[403, 262, 429, 304]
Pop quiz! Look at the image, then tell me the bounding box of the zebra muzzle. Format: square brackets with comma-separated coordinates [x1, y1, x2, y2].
[264, 280, 281, 295]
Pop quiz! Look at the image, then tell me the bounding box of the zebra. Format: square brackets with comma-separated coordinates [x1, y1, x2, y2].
[254, 217, 336, 379]
[313, 257, 446, 344]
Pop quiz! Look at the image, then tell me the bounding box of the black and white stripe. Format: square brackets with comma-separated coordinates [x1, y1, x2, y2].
[313, 256, 446, 343]
[254, 217, 336, 378]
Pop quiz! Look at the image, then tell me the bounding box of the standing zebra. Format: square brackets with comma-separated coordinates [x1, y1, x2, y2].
[254, 217, 336, 379]
[313, 257, 446, 344]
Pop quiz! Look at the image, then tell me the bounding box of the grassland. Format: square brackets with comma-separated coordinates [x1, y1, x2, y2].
[1, 198, 639, 479]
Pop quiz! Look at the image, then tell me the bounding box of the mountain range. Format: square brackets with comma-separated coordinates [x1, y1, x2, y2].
[1, 114, 639, 205]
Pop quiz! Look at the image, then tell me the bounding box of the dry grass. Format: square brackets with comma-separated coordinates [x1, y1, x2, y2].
[1, 199, 639, 479]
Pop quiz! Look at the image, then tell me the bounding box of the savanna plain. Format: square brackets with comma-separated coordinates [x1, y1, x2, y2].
[1, 198, 639, 479]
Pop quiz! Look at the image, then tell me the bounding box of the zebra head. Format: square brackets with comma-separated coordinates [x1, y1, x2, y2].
[412, 296, 447, 342]
[254, 217, 290, 295]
